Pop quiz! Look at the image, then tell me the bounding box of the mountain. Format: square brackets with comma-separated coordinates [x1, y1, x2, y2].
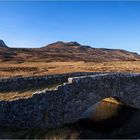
[0, 41, 140, 62]
[41, 41, 140, 61]
[0, 40, 8, 48]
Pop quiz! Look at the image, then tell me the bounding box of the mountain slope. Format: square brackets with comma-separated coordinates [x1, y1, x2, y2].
[0, 40, 8, 48]
[41, 41, 140, 61]
[0, 41, 140, 62]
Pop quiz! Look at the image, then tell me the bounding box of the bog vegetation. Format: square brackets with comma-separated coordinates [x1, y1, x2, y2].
[0, 61, 140, 78]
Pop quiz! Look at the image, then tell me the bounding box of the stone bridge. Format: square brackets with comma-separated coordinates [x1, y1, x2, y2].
[0, 73, 140, 128]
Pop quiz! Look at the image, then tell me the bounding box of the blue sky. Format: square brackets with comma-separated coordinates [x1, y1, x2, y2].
[0, 1, 140, 53]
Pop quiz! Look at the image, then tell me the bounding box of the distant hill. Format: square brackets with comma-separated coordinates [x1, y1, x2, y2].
[0, 40, 140, 62]
[0, 40, 8, 48]
[41, 41, 140, 61]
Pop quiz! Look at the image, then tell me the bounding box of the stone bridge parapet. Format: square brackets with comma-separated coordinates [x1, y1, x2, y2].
[0, 73, 140, 128]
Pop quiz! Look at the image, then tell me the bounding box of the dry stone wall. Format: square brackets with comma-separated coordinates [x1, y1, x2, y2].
[0, 73, 140, 129]
[0, 72, 99, 92]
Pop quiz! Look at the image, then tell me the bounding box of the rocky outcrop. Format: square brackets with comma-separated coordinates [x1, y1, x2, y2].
[0, 40, 8, 48]
[0, 73, 140, 128]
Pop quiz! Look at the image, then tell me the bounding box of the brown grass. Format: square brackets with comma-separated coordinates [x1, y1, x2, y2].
[0, 91, 34, 101]
[0, 60, 140, 78]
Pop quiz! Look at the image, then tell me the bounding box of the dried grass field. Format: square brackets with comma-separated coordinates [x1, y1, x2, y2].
[0, 60, 140, 78]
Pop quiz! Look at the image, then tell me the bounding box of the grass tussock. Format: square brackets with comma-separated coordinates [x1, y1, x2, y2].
[0, 91, 34, 101]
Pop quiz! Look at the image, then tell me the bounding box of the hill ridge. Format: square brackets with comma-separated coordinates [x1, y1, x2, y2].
[0, 40, 140, 62]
